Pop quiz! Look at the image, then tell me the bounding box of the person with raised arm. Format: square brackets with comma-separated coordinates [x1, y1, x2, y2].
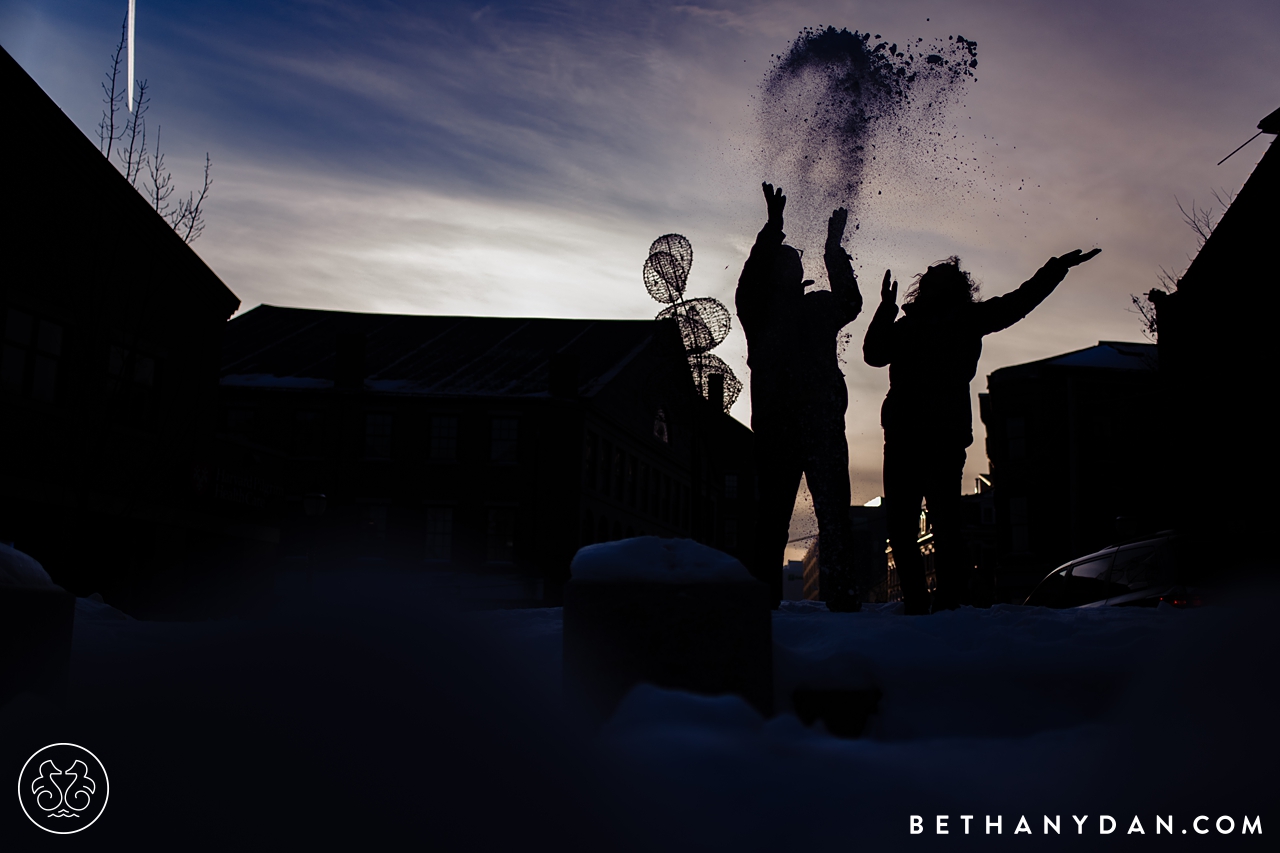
[863, 249, 1101, 615]
[736, 182, 863, 611]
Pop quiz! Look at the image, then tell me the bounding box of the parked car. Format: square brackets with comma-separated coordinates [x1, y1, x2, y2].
[1023, 532, 1202, 609]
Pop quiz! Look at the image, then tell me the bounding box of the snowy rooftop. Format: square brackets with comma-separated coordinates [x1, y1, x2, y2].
[989, 340, 1157, 379]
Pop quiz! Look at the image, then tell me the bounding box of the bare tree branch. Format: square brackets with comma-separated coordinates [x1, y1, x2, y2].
[97, 16, 127, 157]
[146, 125, 174, 217]
[97, 29, 213, 244]
[170, 154, 212, 244]
[117, 79, 150, 188]
[1130, 190, 1237, 341]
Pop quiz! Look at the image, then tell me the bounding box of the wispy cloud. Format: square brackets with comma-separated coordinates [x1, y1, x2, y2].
[4, 0, 1279, 507]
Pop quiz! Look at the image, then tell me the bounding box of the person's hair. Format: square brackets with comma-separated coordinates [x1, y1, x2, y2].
[903, 256, 980, 305]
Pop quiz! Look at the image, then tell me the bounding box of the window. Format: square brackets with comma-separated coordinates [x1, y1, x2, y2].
[1066, 554, 1116, 606]
[602, 441, 614, 494]
[653, 408, 668, 443]
[1009, 496, 1030, 553]
[612, 447, 624, 500]
[295, 411, 325, 457]
[3, 309, 64, 402]
[486, 508, 516, 562]
[1007, 417, 1026, 461]
[626, 455, 638, 506]
[584, 432, 599, 489]
[430, 416, 458, 460]
[724, 474, 738, 500]
[426, 508, 453, 562]
[109, 344, 156, 387]
[226, 408, 255, 435]
[365, 413, 393, 459]
[491, 417, 518, 463]
[724, 518, 738, 549]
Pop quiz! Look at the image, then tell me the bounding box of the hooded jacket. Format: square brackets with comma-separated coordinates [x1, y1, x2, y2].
[735, 219, 863, 400]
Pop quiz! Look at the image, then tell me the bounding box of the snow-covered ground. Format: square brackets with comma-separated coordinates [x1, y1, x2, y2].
[2, 569, 1273, 849]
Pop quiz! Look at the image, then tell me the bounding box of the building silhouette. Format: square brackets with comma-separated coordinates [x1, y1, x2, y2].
[219, 306, 757, 604]
[800, 502, 888, 604]
[1150, 107, 1279, 573]
[979, 341, 1162, 601]
[1, 46, 240, 605]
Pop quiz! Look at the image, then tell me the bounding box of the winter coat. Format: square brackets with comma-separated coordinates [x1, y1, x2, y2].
[735, 220, 862, 407]
[862, 259, 1071, 447]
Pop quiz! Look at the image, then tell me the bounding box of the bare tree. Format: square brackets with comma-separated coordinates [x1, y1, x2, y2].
[170, 154, 212, 244]
[97, 17, 127, 157]
[146, 125, 174, 215]
[97, 14, 212, 244]
[118, 79, 150, 188]
[1131, 189, 1236, 340]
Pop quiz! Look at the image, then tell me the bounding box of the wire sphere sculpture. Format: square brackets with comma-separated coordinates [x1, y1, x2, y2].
[643, 251, 686, 304]
[648, 233, 693, 278]
[643, 231, 739, 411]
[687, 353, 742, 413]
[656, 297, 731, 355]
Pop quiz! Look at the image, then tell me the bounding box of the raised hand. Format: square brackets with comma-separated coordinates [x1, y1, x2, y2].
[880, 269, 898, 304]
[1052, 248, 1101, 269]
[762, 182, 786, 225]
[826, 207, 849, 248]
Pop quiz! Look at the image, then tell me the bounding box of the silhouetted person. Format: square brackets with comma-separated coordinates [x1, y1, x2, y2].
[736, 183, 863, 611]
[864, 249, 1100, 614]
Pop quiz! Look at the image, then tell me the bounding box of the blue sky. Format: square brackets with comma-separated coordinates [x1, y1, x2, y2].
[3, 0, 1278, 537]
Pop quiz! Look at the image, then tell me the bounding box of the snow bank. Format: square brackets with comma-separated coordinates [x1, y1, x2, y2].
[0, 541, 58, 590]
[570, 536, 752, 584]
[75, 595, 133, 621]
[42, 566, 1273, 848]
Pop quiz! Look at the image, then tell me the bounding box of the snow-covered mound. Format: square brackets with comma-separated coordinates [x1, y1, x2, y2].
[24, 567, 1270, 848]
[0, 541, 58, 590]
[570, 536, 753, 584]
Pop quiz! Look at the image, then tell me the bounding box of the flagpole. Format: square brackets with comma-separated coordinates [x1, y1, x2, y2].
[127, 0, 136, 112]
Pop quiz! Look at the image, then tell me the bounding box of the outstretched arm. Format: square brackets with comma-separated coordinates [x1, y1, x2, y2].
[976, 249, 1100, 335]
[745, 183, 786, 262]
[736, 183, 788, 323]
[823, 207, 863, 324]
[862, 270, 898, 367]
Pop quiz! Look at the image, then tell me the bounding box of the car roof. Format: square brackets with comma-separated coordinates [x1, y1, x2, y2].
[1050, 531, 1175, 573]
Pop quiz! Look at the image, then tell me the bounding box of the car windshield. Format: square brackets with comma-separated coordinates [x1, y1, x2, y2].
[1066, 554, 1116, 606]
[1025, 566, 1070, 607]
[1107, 539, 1171, 594]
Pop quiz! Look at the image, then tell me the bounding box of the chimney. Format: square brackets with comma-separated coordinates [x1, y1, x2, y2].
[335, 333, 366, 391]
[549, 351, 580, 398]
[707, 373, 725, 412]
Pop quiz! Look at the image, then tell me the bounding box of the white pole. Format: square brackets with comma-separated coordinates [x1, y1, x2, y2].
[127, 0, 136, 112]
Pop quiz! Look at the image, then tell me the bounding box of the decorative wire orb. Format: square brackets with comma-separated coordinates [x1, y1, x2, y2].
[655, 297, 731, 355]
[648, 233, 693, 278]
[643, 251, 687, 304]
[687, 353, 742, 412]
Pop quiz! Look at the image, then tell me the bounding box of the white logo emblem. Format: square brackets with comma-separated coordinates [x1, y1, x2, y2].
[17, 743, 110, 834]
